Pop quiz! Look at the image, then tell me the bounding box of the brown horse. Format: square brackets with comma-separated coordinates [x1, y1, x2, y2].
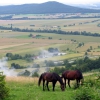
[38, 72, 65, 91]
[61, 70, 84, 88]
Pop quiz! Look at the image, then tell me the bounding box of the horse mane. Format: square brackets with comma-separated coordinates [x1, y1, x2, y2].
[52, 72, 64, 85]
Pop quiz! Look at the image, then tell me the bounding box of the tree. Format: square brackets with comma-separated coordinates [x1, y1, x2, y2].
[90, 46, 92, 50]
[10, 24, 12, 30]
[6, 53, 13, 57]
[87, 48, 91, 52]
[29, 33, 33, 37]
[48, 37, 52, 39]
[84, 52, 88, 56]
[45, 60, 55, 67]
[67, 48, 69, 51]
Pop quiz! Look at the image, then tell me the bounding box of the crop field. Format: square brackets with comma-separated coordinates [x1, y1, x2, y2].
[0, 18, 100, 67]
[0, 18, 100, 33]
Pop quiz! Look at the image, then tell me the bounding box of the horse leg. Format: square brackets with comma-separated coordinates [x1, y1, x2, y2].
[79, 79, 81, 86]
[64, 78, 66, 88]
[68, 79, 70, 87]
[76, 79, 79, 87]
[43, 80, 45, 91]
[46, 81, 50, 91]
[52, 81, 56, 91]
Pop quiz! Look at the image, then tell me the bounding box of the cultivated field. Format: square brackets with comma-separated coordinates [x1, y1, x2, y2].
[0, 18, 100, 68]
[0, 18, 100, 32]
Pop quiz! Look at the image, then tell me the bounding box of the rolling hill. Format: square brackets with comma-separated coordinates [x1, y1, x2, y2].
[0, 1, 100, 14]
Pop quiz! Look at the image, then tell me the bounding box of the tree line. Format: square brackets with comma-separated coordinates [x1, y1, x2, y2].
[0, 25, 100, 37]
[50, 57, 100, 74]
[6, 53, 34, 61]
[6, 53, 34, 69]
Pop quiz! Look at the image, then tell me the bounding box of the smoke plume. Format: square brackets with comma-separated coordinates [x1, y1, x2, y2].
[0, 57, 17, 76]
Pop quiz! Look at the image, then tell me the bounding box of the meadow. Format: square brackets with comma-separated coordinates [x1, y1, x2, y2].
[4, 71, 100, 100]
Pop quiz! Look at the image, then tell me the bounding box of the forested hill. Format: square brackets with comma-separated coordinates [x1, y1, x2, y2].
[0, 1, 100, 14]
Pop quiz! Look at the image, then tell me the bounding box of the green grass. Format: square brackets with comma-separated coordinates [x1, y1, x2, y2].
[6, 82, 73, 100]
[4, 72, 100, 100]
[13, 33, 100, 43]
[8, 59, 33, 67]
[15, 35, 30, 39]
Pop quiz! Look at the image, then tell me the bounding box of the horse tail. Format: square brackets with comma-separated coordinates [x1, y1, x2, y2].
[38, 74, 43, 86]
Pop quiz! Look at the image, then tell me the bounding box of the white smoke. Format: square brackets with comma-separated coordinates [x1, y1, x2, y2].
[39, 50, 54, 58]
[0, 57, 17, 76]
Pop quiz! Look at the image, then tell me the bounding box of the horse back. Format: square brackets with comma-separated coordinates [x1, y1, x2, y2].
[62, 70, 70, 78]
[68, 70, 83, 79]
[43, 72, 56, 82]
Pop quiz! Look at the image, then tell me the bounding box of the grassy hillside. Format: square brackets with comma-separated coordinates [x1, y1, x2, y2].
[5, 71, 100, 100]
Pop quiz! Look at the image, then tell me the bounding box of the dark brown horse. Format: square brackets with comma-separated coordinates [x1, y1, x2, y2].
[61, 70, 84, 88]
[38, 72, 65, 91]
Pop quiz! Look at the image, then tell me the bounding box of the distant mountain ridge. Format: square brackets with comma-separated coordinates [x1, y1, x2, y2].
[71, 2, 100, 9]
[0, 1, 100, 14]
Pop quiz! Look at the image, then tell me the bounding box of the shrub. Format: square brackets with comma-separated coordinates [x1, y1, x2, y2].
[73, 88, 92, 100]
[0, 72, 9, 100]
[32, 72, 39, 77]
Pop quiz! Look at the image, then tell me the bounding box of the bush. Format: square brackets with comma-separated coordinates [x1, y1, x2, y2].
[0, 72, 9, 100]
[32, 72, 39, 77]
[73, 88, 92, 100]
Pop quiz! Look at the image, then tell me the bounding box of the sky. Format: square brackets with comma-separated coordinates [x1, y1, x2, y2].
[0, 0, 100, 5]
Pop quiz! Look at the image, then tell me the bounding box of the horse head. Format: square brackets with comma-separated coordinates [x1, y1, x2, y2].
[80, 78, 84, 85]
[60, 83, 65, 91]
